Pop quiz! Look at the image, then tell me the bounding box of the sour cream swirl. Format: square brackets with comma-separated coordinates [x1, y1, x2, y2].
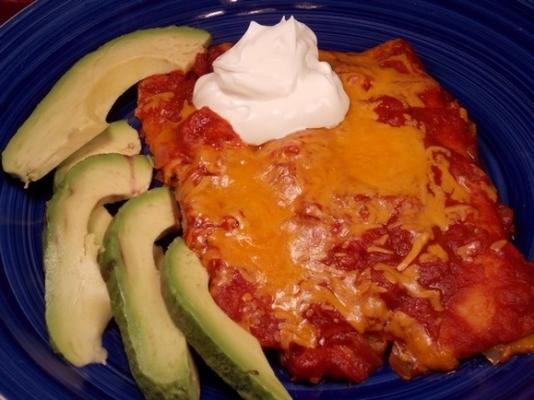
[193, 16, 350, 145]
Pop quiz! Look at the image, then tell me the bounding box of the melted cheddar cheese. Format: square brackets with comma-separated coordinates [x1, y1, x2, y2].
[172, 45, 483, 350]
[137, 39, 534, 383]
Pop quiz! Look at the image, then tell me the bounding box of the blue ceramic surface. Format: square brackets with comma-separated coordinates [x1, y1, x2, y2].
[0, 1, 533, 399]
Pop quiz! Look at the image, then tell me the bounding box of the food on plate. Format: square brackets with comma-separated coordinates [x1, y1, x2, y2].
[99, 187, 199, 400]
[54, 120, 141, 188]
[163, 238, 292, 400]
[44, 154, 152, 366]
[137, 18, 534, 384]
[193, 16, 349, 144]
[48, 119, 143, 366]
[1, 26, 210, 185]
[2, 12, 533, 398]
[87, 206, 114, 260]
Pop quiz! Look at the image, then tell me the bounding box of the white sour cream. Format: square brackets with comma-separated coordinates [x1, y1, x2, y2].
[192, 16, 350, 145]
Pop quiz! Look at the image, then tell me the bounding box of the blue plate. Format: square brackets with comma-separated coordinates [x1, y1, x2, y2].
[1, 1, 533, 399]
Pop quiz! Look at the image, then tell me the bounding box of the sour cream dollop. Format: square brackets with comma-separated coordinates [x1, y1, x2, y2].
[192, 16, 350, 145]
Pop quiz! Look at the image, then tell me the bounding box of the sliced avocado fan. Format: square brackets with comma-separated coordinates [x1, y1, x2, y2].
[47, 120, 143, 367]
[44, 154, 153, 367]
[99, 187, 199, 400]
[163, 238, 292, 400]
[2, 26, 210, 185]
[54, 120, 141, 188]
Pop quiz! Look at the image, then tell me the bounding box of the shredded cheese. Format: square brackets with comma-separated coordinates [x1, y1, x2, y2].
[175, 47, 482, 349]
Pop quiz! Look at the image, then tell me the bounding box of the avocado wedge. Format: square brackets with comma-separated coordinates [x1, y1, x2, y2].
[50, 119, 142, 354]
[99, 188, 199, 400]
[54, 120, 141, 188]
[87, 205, 114, 247]
[44, 154, 152, 367]
[2, 26, 210, 185]
[163, 238, 292, 400]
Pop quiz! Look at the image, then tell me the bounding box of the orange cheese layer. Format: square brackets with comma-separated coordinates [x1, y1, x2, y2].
[169, 45, 488, 350]
[138, 41, 534, 382]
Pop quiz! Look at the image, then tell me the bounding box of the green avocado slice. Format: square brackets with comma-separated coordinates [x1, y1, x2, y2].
[99, 187, 199, 400]
[2, 26, 210, 185]
[51, 119, 143, 353]
[87, 205, 114, 248]
[44, 154, 153, 367]
[163, 238, 292, 400]
[54, 120, 141, 188]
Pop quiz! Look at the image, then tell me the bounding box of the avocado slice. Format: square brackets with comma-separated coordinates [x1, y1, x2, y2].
[2, 26, 210, 185]
[163, 238, 292, 400]
[45, 154, 153, 367]
[99, 187, 199, 400]
[87, 205, 114, 248]
[54, 120, 141, 188]
[52, 120, 142, 347]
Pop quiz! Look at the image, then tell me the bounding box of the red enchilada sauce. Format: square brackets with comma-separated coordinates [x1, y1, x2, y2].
[136, 40, 534, 383]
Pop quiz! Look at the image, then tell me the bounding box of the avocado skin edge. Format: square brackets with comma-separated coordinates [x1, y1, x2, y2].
[98, 188, 199, 400]
[105, 272, 198, 400]
[162, 239, 292, 400]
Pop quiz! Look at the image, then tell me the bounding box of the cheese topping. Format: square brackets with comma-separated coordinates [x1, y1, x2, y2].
[171, 44, 498, 351]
